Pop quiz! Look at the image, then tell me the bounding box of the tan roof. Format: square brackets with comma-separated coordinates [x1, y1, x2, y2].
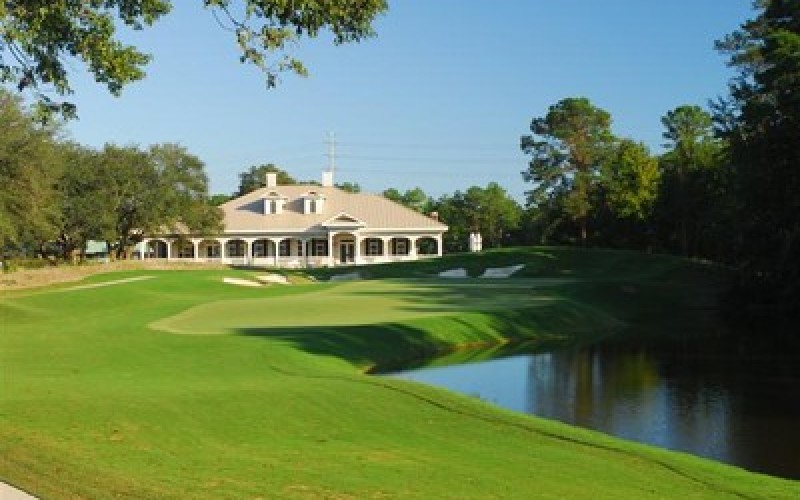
[219, 185, 447, 233]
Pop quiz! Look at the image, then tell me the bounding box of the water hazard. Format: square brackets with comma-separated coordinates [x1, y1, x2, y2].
[387, 335, 800, 479]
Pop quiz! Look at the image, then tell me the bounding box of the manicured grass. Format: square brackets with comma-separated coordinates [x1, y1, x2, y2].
[1, 248, 797, 498]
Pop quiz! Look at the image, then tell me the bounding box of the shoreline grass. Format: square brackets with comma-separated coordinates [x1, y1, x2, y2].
[1, 247, 797, 498]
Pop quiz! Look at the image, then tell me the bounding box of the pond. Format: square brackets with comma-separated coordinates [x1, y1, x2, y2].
[386, 334, 800, 479]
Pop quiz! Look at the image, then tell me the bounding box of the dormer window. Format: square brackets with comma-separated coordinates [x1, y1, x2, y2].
[302, 191, 326, 214]
[264, 191, 287, 215]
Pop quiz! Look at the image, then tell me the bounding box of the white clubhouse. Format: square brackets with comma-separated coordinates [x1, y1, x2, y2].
[141, 171, 447, 267]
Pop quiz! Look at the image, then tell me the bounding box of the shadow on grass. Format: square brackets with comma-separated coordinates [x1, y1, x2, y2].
[233, 300, 609, 374]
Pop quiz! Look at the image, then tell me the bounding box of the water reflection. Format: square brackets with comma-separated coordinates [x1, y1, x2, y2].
[390, 337, 800, 479]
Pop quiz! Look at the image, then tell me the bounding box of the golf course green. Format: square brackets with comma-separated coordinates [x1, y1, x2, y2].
[1, 247, 798, 498]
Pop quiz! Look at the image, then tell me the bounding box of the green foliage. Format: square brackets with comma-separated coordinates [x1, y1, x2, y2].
[235, 163, 295, 196]
[209, 193, 233, 206]
[521, 97, 614, 244]
[433, 183, 521, 251]
[0, 1, 386, 120]
[382, 186, 431, 212]
[57, 144, 116, 261]
[715, 0, 800, 321]
[0, 90, 62, 252]
[335, 181, 361, 193]
[0, 0, 171, 120]
[600, 140, 660, 222]
[90, 143, 221, 257]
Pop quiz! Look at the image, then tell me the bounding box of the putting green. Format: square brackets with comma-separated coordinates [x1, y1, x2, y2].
[151, 279, 552, 334]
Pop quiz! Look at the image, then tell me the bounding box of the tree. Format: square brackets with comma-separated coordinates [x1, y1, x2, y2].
[601, 139, 660, 222]
[235, 163, 295, 196]
[659, 105, 720, 256]
[336, 181, 361, 193]
[94, 143, 221, 259]
[0, 1, 387, 120]
[0, 90, 62, 254]
[209, 194, 233, 206]
[433, 183, 521, 251]
[521, 97, 614, 244]
[56, 144, 116, 262]
[383, 187, 431, 213]
[715, 0, 800, 320]
[148, 143, 222, 237]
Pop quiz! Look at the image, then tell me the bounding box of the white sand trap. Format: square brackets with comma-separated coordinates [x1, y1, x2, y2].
[256, 274, 290, 285]
[64, 275, 154, 291]
[438, 268, 468, 278]
[330, 272, 361, 282]
[1, 482, 38, 499]
[480, 264, 525, 278]
[223, 277, 262, 287]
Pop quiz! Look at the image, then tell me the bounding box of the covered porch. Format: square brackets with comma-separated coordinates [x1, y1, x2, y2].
[140, 232, 443, 268]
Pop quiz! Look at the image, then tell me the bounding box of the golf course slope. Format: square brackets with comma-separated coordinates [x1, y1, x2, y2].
[1, 247, 797, 498]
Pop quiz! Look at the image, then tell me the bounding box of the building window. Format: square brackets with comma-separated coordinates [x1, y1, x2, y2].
[227, 240, 245, 257]
[279, 240, 291, 257]
[310, 199, 317, 214]
[313, 239, 328, 257]
[253, 241, 266, 257]
[297, 241, 304, 256]
[270, 200, 278, 214]
[204, 244, 220, 258]
[367, 239, 382, 256]
[393, 239, 408, 255]
[178, 243, 194, 258]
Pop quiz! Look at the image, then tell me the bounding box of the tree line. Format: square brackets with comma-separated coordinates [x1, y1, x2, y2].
[380, 2, 800, 325]
[0, 91, 220, 264]
[516, 1, 800, 325]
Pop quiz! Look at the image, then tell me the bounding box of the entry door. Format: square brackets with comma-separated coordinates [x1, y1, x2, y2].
[340, 241, 355, 264]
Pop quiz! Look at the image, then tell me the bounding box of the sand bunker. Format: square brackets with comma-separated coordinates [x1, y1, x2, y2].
[480, 264, 525, 278]
[330, 272, 361, 282]
[223, 277, 262, 287]
[255, 274, 290, 285]
[438, 268, 468, 278]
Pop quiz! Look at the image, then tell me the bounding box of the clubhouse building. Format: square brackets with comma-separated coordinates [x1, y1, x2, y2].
[140, 171, 447, 267]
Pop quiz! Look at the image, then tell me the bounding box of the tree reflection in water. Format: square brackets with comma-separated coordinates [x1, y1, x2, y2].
[391, 337, 800, 479]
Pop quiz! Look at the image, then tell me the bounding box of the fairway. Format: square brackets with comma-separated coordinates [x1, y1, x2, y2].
[2, 249, 798, 499]
[152, 279, 550, 333]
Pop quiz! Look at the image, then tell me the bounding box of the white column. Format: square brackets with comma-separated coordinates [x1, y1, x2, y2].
[354, 235, 362, 265]
[166, 239, 172, 261]
[301, 238, 309, 267]
[245, 239, 254, 266]
[141, 239, 149, 260]
[409, 237, 418, 259]
[191, 239, 200, 262]
[436, 234, 443, 257]
[270, 238, 282, 267]
[327, 232, 334, 267]
[381, 237, 391, 262]
[218, 238, 228, 263]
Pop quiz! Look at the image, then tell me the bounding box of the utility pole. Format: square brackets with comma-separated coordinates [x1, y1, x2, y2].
[326, 131, 336, 174]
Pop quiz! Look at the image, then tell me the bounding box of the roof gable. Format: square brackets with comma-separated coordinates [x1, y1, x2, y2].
[321, 211, 366, 228]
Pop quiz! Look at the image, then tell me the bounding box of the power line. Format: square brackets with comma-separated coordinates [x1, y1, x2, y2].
[337, 166, 523, 178]
[336, 153, 525, 164]
[337, 140, 519, 151]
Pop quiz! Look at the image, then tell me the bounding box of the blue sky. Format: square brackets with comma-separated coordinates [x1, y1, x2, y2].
[64, 1, 754, 201]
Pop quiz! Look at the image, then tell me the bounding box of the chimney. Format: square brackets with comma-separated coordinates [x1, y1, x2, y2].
[321, 170, 334, 187]
[428, 211, 439, 220]
[265, 172, 278, 188]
